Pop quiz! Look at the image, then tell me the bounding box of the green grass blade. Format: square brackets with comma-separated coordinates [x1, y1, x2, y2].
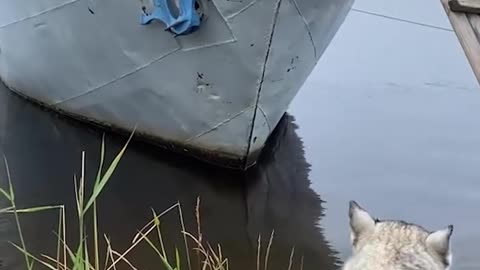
[0, 206, 14, 214]
[74, 174, 81, 219]
[141, 234, 175, 270]
[6, 205, 63, 213]
[83, 131, 134, 214]
[135, 229, 175, 270]
[141, 233, 163, 258]
[110, 250, 138, 270]
[84, 232, 91, 270]
[93, 201, 100, 270]
[95, 134, 106, 185]
[177, 203, 191, 270]
[132, 203, 179, 244]
[4, 156, 15, 202]
[55, 209, 63, 270]
[73, 234, 85, 270]
[103, 235, 113, 270]
[92, 135, 105, 270]
[41, 254, 68, 270]
[107, 221, 157, 270]
[75, 151, 87, 270]
[10, 242, 57, 270]
[151, 208, 167, 258]
[61, 206, 68, 270]
[4, 156, 33, 270]
[175, 246, 181, 270]
[53, 231, 78, 266]
[0, 187, 11, 201]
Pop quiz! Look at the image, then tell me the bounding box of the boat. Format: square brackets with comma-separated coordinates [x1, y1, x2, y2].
[0, 0, 353, 170]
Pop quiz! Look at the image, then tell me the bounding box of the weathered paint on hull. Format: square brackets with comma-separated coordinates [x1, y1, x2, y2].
[0, 0, 353, 169]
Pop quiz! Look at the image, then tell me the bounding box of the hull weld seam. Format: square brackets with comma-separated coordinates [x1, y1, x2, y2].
[291, 0, 317, 58]
[0, 0, 80, 29]
[226, 0, 258, 20]
[184, 105, 253, 142]
[53, 48, 181, 106]
[257, 105, 272, 132]
[244, 0, 282, 168]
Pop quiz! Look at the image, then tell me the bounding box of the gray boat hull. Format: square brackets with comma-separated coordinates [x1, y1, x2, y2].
[0, 0, 353, 169]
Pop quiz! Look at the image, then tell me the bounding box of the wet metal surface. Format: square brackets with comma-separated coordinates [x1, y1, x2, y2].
[1, 1, 480, 270]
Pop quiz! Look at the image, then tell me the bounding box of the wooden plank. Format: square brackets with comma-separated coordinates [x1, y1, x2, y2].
[441, 0, 480, 84]
[449, 0, 480, 14]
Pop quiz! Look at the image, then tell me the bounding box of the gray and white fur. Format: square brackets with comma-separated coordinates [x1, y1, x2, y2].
[342, 201, 453, 270]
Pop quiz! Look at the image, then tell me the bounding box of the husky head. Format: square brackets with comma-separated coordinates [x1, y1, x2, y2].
[347, 200, 454, 270]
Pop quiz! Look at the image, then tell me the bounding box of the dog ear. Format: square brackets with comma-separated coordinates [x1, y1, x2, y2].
[348, 201, 375, 246]
[426, 225, 453, 265]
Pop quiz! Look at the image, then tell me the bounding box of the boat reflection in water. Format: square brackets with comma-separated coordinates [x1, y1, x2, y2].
[0, 84, 339, 270]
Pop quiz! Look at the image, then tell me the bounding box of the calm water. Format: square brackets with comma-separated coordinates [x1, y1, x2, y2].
[1, 1, 480, 269]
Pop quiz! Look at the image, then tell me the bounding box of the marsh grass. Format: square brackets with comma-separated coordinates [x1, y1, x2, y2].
[0, 132, 301, 270]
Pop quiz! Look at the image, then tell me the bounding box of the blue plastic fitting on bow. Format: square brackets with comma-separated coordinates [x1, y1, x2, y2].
[140, 0, 201, 35]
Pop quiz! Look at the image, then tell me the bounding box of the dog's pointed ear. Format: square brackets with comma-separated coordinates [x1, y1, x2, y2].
[349, 200, 375, 244]
[426, 225, 453, 264]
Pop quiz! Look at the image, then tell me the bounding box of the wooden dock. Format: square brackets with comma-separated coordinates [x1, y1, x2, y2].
[441, 0, 480, 84]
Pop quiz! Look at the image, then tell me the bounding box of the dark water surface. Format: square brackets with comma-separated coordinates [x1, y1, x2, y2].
[0, 82, 336, 270]
[2, 2, 480, 270]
